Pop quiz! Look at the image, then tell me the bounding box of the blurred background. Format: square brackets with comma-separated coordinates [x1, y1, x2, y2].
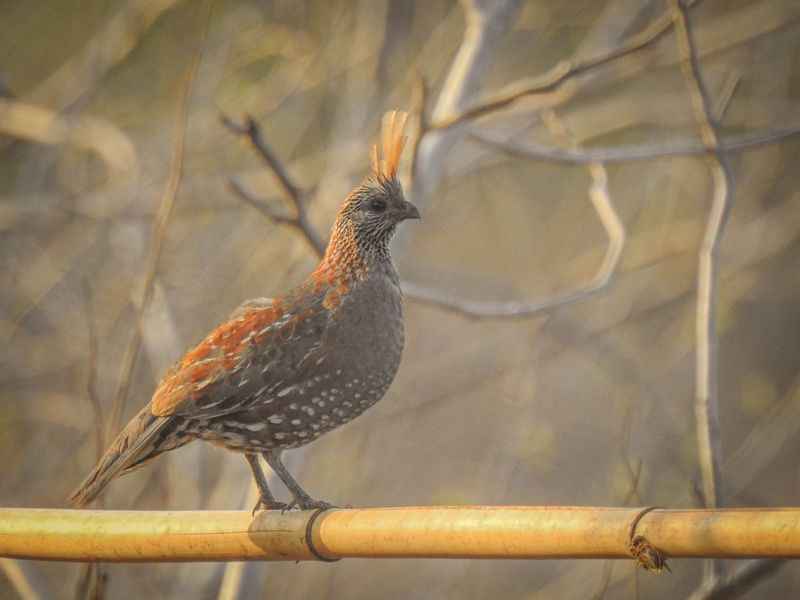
[2, 0, 800, 598]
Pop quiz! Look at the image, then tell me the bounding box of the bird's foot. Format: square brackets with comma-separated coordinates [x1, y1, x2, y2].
[283, 496, 336, 513]
[251, 497, 291, 516]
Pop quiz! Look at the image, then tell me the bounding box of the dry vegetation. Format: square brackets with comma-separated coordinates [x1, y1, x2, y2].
[2, 0, 800, 598]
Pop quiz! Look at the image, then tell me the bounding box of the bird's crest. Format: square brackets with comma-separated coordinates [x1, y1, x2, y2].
[370, 110, 408, 181]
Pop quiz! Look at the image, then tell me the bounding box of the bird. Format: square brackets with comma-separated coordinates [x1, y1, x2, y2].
[70, 110, 419, 511]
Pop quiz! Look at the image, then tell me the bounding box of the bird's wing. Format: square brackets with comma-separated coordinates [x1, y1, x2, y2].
[150, 292, 333, 419]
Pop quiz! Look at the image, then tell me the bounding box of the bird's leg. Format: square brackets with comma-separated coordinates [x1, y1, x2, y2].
[263, 450, 334, 511]
[245, 454, 288, 514]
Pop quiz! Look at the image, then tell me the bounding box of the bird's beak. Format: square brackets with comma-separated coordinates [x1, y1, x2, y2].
[400, 200, 421, 221]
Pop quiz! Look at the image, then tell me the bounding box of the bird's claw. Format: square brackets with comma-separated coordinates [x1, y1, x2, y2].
[251, 497, 290, 515]
[281, 497, 335, 513]
[298, 498, 336, 512]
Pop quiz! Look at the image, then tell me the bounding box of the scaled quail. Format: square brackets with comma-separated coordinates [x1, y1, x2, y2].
[70, 111, 419, 510]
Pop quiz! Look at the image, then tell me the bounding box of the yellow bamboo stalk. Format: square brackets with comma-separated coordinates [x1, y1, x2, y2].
[2, 507, 800, 563]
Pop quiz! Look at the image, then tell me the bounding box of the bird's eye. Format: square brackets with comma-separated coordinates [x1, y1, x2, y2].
[368, 198, 387, 213]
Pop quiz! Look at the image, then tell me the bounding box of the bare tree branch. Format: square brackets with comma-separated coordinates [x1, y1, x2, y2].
[470, 124, 800, 165]
[227, 180, 296, 227]
[410, 0, 523, 206]
[402, 156, 624, 318]
[81, 280, 106, 468]
[215, 481, 261, 600]
[409, 73, 429, 184]
[221, 116, 305, 205]
[0, 558, 51, 600]
[670, 0, 734, 585]
[73, 562, 108, 600]
[428, 0, 703, 132]
[221, 114, 325, 256]
[406, 108, 626, 319]
[686, 559, 786, 600]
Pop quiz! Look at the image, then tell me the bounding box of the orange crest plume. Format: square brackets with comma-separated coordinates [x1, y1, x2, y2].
[370, 110, 408, 180]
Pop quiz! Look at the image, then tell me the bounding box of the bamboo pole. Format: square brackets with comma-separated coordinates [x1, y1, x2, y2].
[2, 507, 800, 563]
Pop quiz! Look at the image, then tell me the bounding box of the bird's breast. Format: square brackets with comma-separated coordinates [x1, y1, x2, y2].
[327, 270, 405, 382]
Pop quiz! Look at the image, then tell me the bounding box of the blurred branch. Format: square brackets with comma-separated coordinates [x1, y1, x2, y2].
[546, 109, 625, 301]
[686, 559, 786, 600]
[0, 73, 14, 99]
[221, 116, 305, 204]
[73, 562, 107, 600]
[0, 558, 51, 600]
[78, 282, 108, 600]
[403, 141, 624, 318]
[411, 0, 522, 205]
[80, 281, 105, 467]
[29, 0, 185, 110]
[671, 0, 734, 585]
[712, 70, 741, 122]
[0, 98, 138, 177]
[671, 0, 728, 522]
[5, 506, 800, 562]
[410, 120, 800, 324]
[107, 6, 208, 438]
[221, 114, 325, 256]
[409, 73, 429, 183]
[470, 124, 800, 165]
[428, 0, 702, 132]
[724, 376, 800, 501]
[593, 396, 648, 600]
[216, 482, 262, 600]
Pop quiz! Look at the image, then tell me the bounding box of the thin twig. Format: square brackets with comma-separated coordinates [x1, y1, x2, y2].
[429, 0, 702, 131]
[409, 73, 429, 183]
[80, 281, 105, 466]
[73, 562, 107, 600]
[221, 115, 304, 202]
[107, 6, 208, 438]
[713, 70, 741, 122]
[222, 114, 325, 256]
[216, 481, 262, 600]
[0, 558, 51, 600]
[470, 124, 800, 165]
[546, 109, 625, 306]
[686, 559, 786, 600]
[592, 561, 615, 600]
[403, 152, 624, 319]
[410, 0, 523, 206]
[593, 410, 645, 600]
[228, 180, 295, 226]
[670, 0, 733, 585]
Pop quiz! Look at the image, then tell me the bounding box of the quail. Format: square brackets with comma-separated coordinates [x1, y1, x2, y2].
[70, 111, 419, 510]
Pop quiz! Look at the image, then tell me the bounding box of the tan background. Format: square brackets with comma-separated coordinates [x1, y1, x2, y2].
[2, 0, 800, 598]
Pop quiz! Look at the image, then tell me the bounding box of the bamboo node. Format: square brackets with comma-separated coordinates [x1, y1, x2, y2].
[628, 507, 670, 573]
[305, 507, 340, 562]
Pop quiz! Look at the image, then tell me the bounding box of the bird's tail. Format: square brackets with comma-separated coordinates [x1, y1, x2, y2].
[69, 405, 175, 507]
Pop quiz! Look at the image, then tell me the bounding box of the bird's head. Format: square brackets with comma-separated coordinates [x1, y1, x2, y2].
[325, 111, 419, 266]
